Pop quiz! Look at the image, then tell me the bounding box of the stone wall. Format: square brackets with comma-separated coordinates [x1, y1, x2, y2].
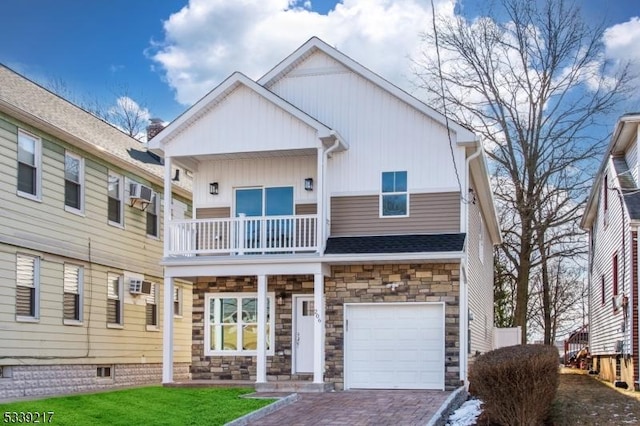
[192, 262, 461, 391]
[192, 275, 315, 382]
[0, 363, 190, 402]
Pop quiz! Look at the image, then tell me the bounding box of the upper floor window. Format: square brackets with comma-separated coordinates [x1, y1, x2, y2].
[380, 171, 408, 217]
[146, 193, 159, 237]
[63, 264, 83, 324]
[64, 151, 84, 213]
[108, 172, 124, 226]
[17, 130, 42, 200]
[107, 273, 123, 327]
[16, 254, 39, 321]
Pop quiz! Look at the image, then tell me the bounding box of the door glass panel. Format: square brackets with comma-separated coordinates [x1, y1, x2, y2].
[236, 188, 262, 217]
[302, 300, 315, 316]
[265, 187, 293, 216]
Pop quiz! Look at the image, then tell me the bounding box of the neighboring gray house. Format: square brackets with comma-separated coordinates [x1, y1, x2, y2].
[582, 113, 640, 390]
[150, 37, 501, 392]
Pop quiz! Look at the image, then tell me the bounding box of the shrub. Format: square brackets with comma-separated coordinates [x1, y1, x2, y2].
[469, 344, 559, 425]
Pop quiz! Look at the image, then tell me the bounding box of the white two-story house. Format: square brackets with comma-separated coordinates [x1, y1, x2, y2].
[582, 113, 640, 391]
[150, 37, 501, 392]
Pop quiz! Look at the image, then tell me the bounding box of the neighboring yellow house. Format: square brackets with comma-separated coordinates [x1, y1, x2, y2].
[0, 65, 193, 400]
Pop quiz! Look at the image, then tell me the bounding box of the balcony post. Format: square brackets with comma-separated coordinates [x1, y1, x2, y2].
[316, 147, 323, 253]
[238, 213, 246, 255]
[163, 157, 173, 256]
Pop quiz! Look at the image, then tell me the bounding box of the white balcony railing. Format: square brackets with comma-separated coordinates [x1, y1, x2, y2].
[168, 214, 318, 256]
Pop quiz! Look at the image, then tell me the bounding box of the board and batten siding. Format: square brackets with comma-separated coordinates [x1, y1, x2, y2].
[163, 85, 321, 159]
[330, 192, 460, 237]
[194, 156, 317, 208]
[589, 159, 633, 355]
[466, 177, 495, 354]
[0, 245, 193, 365]
[0, 114, 183, 277]
[266, 50, 466, 195]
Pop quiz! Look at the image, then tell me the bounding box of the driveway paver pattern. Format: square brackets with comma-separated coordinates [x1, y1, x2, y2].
[246, 389, 453, 425]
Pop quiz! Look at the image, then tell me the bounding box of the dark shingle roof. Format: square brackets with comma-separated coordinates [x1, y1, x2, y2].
[324, 233, 466, 255]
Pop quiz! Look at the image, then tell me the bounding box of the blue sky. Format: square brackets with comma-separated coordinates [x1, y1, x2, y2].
[1, 0, 639, 124]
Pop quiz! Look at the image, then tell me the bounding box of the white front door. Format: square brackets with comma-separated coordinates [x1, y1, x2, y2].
[294, 296, 315, 373]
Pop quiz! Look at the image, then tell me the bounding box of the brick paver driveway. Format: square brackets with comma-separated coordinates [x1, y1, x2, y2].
[246, 390, 453, 425]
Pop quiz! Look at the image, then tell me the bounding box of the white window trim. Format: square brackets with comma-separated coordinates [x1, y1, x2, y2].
[106, 273, 124, 328]
[146, 282, 160, 331]
[64, 151, 85, 215]
[63, 264, 84, 325]
[16, 129, 42, 201]
[379, 171, 409, 218]
[204, 292, 275, 356]
[108, 171, 125, 228]
[174, 286, 183, 318]
[146, 192, 160, 239]
[16, 254, 40, 322]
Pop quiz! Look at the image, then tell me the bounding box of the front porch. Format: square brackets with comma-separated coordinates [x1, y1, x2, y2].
[161, 264, 330, 391]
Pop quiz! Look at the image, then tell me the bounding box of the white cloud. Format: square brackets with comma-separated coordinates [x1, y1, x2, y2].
[150, 0, 453, 105]
[603, 16, 640, 79]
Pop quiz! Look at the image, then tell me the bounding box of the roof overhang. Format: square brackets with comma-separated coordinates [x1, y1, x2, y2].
[0, 99, 191, 200]
[148, 72, 346, 168]
[581, 113, 640, 230]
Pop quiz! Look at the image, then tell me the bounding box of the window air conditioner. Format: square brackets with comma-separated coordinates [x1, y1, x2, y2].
[129, 279, 152, 295]
[612, 294, 623, 311]
[129, 183, 153, 206]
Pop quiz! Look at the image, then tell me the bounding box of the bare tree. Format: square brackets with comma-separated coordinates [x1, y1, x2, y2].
[414, 0, 633, 342]
[44, 79, 150, 141]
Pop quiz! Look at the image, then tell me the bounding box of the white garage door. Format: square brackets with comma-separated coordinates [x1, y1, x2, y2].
[344, 303, 445, 390]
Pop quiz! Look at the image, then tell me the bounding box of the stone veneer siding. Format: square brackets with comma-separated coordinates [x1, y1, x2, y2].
[192, 262, 460, 391]
[0, 363, 190, 402]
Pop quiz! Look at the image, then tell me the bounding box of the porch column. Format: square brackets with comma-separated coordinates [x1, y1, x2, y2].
[163, 156, 172, 256]
[256, 274, 267, 383]
[162, 276, 175, 383]
[313, 273, 325, 384]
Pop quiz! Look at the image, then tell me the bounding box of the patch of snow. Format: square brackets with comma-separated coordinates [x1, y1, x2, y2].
[446, 398, 483, 426]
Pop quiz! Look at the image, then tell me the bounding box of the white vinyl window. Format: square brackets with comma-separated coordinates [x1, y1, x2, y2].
[146, 193, 159, 238]
[16, 254, 40, 321]
[380, 171, 408, 217]
[64, 151, 84, 214]
[108, 172, 124, 226]
[107, 273, 124, 327]
[63, 264, 83, 324]
[17, 129, 42, 200]
[146, 283, 159, 330]
[174, 286, 183, 317]
[205, 292, 274, 356]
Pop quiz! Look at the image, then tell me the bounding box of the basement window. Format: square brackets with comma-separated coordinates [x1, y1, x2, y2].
[96, 366, 113, 378]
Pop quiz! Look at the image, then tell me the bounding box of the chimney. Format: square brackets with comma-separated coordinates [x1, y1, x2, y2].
[146, 118, 165, 141]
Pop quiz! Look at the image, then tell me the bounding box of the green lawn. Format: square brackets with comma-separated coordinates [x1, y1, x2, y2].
[0, 387, 275, 426]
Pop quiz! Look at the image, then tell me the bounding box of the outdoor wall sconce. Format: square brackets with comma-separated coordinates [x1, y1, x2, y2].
[276, 291, 287, 305]
[209, 182, 219, 195]
[304, 178, 313, 191]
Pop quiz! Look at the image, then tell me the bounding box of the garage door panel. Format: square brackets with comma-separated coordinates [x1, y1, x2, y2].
[345, 303, 445, 390]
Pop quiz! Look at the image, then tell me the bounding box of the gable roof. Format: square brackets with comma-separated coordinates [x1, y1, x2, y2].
[258, 37, 477, 144]
[581, 113, 640, 229]
[0, 64, 191, 197]
[148, 71, 347, 157]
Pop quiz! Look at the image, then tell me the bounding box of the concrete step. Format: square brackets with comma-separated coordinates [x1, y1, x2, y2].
[255, 381, 334, 393]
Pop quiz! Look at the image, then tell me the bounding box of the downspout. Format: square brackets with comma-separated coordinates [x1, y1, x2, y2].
[460, 141, 482, 386]
[320, 135, 341, 254]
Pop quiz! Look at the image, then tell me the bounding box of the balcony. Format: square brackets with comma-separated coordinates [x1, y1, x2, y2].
[168, 214, 318, 257]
